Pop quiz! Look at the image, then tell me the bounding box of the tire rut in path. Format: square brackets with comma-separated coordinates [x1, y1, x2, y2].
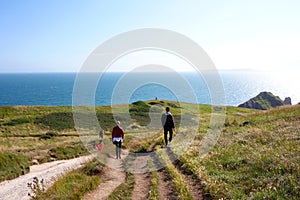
[83, 166, 126, 200]
[131, 173, 150, 200]
[176, 167, 205, 200]
[157, 168, 179, 200]
[166, 149, 206, 200]
[165, 148, 207, 200]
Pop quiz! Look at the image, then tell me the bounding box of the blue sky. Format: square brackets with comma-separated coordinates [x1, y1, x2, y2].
[0, 0, 299, 72]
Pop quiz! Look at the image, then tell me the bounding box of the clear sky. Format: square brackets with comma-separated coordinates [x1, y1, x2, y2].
[0, 0, 299, 73]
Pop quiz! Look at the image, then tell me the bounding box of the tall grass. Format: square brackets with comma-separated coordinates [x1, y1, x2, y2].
[179, 104, 300, 199]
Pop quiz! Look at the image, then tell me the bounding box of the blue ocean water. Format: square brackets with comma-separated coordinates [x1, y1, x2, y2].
[0, 71, 299, 106]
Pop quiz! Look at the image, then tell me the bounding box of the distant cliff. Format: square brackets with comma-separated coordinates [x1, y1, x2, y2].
[238, 92, 291, 110]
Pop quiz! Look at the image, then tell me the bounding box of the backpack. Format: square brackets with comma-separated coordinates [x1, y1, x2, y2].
[164, 114, 174, 128]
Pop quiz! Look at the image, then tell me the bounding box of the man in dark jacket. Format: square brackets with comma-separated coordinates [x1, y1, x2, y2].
[112, 121, 124, 159]
[161, 107, 175, 146]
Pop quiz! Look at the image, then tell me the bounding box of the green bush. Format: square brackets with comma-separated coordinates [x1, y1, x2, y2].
[48, 145, 88, 160]
[0, 152, 30, 181]
[130, 101, 150, 112]
[129, 101, 151, 126]
[96, 113, 115, 130]
[79, 158, 103, 176]
[39, 132, 58, 140]
[4, 118, 31, 126]
[34, 112, 74, 130]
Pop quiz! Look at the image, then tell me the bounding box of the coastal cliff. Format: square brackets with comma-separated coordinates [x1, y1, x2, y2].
[238, 92, 291, 110]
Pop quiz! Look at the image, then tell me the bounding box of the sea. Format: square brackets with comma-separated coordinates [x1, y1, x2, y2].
[0, 71, 299, 106]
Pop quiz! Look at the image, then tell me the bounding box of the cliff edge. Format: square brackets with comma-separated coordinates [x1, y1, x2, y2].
[238, 92, 291, 110]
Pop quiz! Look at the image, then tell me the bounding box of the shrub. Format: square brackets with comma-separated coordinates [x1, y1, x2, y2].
[129, 101, 151, 126]
[48, 145, 88, 160]
[27, 177, 46, 199]
[34, 112, 74, 130]
[0, 152, 30, 181]
[3, 118, 31, 126]
[39, 132, 58, 140]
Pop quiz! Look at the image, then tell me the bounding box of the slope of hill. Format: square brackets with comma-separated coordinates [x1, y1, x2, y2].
[1, 101, 299, 199]
[238, 91, 290, 110]
[180, 104, 300, 199]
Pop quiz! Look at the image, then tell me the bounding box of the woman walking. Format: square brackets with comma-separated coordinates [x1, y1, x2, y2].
[112, 121, 124, 159]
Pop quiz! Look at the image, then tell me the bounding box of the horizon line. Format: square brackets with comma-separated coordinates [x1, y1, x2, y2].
[0, 69, 269, 74]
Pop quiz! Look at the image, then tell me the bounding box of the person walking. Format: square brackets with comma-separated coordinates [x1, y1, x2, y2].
[112, 121, 124, 159]
[161, 107, 175, 147]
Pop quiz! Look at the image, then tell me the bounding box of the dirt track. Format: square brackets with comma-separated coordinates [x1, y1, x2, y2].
[0, 155, 94, 200]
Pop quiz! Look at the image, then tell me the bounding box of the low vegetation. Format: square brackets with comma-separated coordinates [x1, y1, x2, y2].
[0, 152, 30, 182]
[1, 101, 299, 199]
[28, 159, 102, 200]
[179, 104, 300, 199]
[38, 144, 89, 163]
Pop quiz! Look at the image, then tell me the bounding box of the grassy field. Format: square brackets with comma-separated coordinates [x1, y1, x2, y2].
[1, 101, 299, 199]
[0, 106, 87, 181]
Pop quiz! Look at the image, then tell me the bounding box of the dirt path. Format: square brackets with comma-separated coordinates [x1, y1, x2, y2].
[83, 150, 128, 200]
[83, 166, 126, 200]
[177, 169, 204, 200]
[132, 173, 150, 200]
[0, 155, 95, 200]
[157, 169, 179, 200]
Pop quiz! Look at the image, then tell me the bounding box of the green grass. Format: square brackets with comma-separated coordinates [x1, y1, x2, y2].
[0, 101, 204, 193]
[179, 104, 300, 199]
[34, 112, 75, 131]
[0, 152, 30, 181]
[30, 159, 102, 200]
[2, 101, 299, 199]
[38, 144, 89, 163]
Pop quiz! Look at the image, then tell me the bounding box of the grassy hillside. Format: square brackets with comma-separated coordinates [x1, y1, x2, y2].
[1, 101, 299, 199]
[0, 100, 203, 181]
[180, 104, 300, 199]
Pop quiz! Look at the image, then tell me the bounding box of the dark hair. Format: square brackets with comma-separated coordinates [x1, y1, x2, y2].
[166, 107, 170, 112]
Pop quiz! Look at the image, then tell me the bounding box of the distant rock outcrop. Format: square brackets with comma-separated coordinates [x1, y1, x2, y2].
[284, 97, 292, 105]
[238, 92, 291, 110]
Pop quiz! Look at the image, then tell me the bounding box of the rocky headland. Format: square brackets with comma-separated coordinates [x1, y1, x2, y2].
[238, 91, 291, 110]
